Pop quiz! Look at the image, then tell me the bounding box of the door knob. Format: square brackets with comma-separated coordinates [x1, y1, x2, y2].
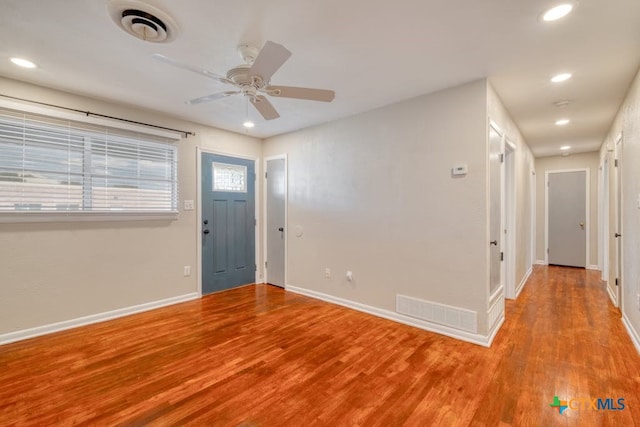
[490, 240, 498, 246]
[615, 233, 621, 238]
[278, 227, 284, 232]
[203, 229, 210, 235]
[579, 222, 585, 230]
[203, 219, 208, 225]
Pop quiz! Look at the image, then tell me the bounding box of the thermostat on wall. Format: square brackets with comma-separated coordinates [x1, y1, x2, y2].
[452, 164, 468, 176]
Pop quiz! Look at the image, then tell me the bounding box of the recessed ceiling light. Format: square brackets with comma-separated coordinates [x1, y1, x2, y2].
[243, 120, 255, 128]
[560, 145, 571, 150]
[556, 119, 570, 126]
[542, 4, 574, 22]
[551, 73, 572, 83]
[10, 57, 37, 69]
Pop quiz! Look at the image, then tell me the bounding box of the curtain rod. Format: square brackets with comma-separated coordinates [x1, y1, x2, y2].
[0, 94, 196, 138]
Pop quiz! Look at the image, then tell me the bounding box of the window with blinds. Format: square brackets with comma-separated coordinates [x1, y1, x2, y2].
[0, 107, 178, 216]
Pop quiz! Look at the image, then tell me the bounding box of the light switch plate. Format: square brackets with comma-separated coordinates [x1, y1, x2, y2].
[183, 200, 194, 211]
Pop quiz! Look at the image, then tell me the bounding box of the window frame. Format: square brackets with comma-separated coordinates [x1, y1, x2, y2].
[0, 99, 181, 223]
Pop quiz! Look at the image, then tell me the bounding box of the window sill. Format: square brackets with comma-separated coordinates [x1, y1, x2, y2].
[0, 211, 179, 224]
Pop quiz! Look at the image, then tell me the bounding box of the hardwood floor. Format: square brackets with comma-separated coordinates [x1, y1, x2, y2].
[1, 266, 639, 426]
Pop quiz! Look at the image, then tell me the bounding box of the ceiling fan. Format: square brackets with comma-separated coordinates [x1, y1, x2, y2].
[152, 41, 335, 121]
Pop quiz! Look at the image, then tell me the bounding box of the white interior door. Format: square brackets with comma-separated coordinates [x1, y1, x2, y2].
[266, 157, 286, 288]
[547, 170, 587, 268]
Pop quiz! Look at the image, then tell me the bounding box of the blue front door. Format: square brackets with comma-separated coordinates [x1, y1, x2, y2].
[201, 153, 255, 294]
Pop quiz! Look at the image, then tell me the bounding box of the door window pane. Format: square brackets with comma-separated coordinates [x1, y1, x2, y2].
[212, 162, 247, 192]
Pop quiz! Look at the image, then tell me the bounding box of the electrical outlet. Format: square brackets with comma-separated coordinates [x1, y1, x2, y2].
[325, 268, 331, 279]
[184, 266, 191, 277]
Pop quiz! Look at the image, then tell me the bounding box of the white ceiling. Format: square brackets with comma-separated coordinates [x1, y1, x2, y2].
[1, 0, 639, 157]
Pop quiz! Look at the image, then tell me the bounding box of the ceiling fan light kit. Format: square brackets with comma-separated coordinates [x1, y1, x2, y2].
[153, 40, 336, 124]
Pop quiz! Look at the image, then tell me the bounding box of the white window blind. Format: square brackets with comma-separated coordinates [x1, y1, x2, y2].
[0, 106, 178, 215]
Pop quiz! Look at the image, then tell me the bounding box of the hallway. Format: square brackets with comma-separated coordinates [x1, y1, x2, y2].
[472, 266, 640, 425]
[0, 266, 638, 425]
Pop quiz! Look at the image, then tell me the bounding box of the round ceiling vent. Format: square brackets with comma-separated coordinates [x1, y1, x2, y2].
[107, 0, 179, 43]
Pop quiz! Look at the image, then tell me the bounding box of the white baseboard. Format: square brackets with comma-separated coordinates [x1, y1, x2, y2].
[487, 297, 504, 331]
[286, 285, 496, 347]
[515, 266, 532, 299]
[535, 260, 547, 265]
[587, 265, 600, 271]
[489, 286, 504, 307]
[622, 314, 640, 355]
[486, 312, 505, 347]
[0, 292, 199, 346]
[606, 285, 618, 308]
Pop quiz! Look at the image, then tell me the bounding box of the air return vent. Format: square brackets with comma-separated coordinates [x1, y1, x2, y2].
[107, 0, 179, 43]
[396, 294, 478, 333]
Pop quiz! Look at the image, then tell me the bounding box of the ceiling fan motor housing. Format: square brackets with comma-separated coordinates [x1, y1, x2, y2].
[226, 65, 267, 89]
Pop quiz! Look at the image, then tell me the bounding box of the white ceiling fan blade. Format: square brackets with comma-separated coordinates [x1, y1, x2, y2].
[250, 95, 280, 120]
[152, 54, 237, 87]
[249, 41, 292, 82]
[266, 85, 335, 102]
[186, 91, 240, 105]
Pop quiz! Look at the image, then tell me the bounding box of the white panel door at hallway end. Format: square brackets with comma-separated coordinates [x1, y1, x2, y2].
[547, 170, 587, 268]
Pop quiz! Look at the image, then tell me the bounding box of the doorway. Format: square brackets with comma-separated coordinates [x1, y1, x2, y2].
[489, 123, 503, 299]
[600, 157, 610, 284]
[265, 156, 287, 288]
[614, 135, 623, 308]
[545, 169, 588, 268]
[200, 152, 256, 294]
[504, 140, 516, 299]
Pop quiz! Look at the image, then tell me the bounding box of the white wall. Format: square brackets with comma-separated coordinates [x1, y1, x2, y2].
[0, 77, 263, 336]
[487, 82, 535, 293]
[534, 152, 600, 267]
[264, 80, 492, 335]
[600, 65, 640, 351]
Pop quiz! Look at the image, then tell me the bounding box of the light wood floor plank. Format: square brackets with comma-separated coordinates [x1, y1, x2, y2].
[1, 266, 639, 425]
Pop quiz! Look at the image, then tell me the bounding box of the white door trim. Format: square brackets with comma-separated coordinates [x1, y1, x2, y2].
[599, 155, 610, 283]
[488, 120, 505, 303]
[544, 168, 590, 267]
[196, 147, 261, 296]
[530, 167, 536, 273]
[504, 140, 516, 299]
[263, 154, 288, 287]
[614, 133, 623, 308]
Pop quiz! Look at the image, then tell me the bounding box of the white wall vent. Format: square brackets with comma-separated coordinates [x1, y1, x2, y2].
[396, 294, 477, 333]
